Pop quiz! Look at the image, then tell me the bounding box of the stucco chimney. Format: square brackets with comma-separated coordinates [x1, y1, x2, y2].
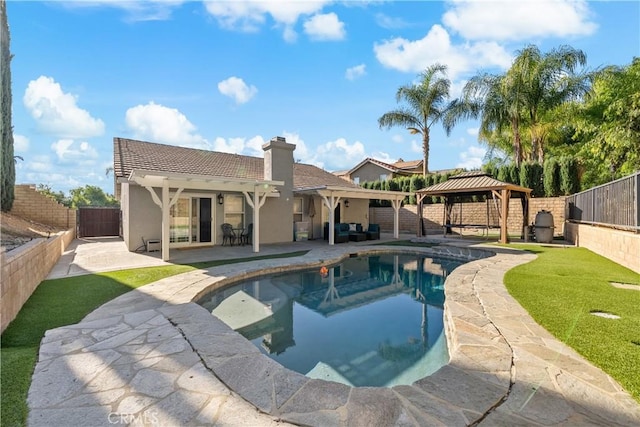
[263, 136, 295, 184]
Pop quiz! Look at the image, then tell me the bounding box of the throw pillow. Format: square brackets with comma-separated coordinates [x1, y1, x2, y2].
[349, 223, 357, 232]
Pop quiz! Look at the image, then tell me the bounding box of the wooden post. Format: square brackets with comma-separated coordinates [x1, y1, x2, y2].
[500, 189, 510, 244]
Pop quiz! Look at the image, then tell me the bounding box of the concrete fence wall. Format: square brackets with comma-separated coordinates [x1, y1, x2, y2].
[565, 223, 640, 274]
[1, 229, 75, 333]
[11, 184, 77, 229]
[370, 197, 567, 235]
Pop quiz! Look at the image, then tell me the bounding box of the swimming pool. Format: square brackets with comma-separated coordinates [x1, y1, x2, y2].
[198, 252, 464, 387]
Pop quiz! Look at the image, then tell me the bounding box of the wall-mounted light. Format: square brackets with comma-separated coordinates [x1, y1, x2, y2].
[344, 199, 349, 208]
[217, 194, 224, 205]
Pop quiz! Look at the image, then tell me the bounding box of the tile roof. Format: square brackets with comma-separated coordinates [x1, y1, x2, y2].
[393, 159, 422, 169]
[417, 171, 531, 195]
[113, 137, 360, 190]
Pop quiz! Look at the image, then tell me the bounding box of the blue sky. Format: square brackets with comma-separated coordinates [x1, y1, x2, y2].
[8, 0, 640, 195]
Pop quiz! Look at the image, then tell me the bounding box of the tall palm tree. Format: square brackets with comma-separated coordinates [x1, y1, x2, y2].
[447, 45, 590, 167]
[378, 64, 454, 176]
[448, 71, 528, 166]
[511, 45, 589, 163]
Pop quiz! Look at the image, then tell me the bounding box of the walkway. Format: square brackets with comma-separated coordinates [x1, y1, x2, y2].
[29, 237, 640, 426]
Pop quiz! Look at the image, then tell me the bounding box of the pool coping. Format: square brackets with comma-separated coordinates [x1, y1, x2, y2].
[28, 242, 640, 426]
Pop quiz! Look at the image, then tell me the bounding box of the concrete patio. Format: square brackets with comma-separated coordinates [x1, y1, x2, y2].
[29, 236, 640, 426]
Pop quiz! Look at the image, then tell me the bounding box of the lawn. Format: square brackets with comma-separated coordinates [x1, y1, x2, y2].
[0, 251, 307, 427]
[503, 244, 640, 402]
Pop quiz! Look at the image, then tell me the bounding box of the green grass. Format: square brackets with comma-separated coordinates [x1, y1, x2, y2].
[503, 245, 640, 402]
[0, 250, 307, 427]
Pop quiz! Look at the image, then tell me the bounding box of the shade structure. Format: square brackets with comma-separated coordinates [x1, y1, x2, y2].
[415, 171, 532, 243]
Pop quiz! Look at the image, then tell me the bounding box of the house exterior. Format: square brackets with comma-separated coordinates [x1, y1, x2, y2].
[335, 157, 423, 184]
[113, 137, 409, 260]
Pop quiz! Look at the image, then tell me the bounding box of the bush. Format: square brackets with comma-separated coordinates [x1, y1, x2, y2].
[543, 158, 561, 197]
[520, 162, 544, 197]
[560, 157, 580, 195]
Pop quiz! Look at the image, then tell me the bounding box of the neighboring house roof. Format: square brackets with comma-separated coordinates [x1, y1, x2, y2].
[393, 159, 423, 171]
[416, 170, 532, 196]
[113, 137, 361, 191]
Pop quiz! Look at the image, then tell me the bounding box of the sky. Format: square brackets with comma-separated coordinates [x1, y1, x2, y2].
[7, 0, 640, 195]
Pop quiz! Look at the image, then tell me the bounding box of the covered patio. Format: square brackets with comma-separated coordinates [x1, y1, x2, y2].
[416, 171, 532, 244]
[294, 185, 412, 245]
[128, 169, 284, 260]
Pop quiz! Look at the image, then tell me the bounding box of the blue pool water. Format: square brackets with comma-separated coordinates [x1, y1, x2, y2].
[198, 253, 464, 387]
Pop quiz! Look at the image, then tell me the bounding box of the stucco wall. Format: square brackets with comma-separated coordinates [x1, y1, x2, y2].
[352, 163, 390, 183]
[565, 223, 640, 274]
[11, 184, 76, 229]
[1, 229, 75, 333]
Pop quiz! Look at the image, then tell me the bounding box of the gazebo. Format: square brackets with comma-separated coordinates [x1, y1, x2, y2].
[415, 171, 532, 244]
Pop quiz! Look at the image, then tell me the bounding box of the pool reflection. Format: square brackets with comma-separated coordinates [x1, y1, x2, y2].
[198, 253, 463, 387]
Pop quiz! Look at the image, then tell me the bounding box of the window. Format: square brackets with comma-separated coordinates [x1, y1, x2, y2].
[353, 177, 360, 185]
[224, 195, 244, 228]
[170, 198, 190, 243]
[293, 197, 303, 223]
[379, 174, 388, 181]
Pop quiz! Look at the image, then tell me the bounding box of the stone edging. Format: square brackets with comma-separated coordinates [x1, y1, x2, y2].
[160, 246, 522, 426]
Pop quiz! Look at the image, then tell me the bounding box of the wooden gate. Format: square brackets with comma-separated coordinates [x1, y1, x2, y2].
[78, 207, 121, 237]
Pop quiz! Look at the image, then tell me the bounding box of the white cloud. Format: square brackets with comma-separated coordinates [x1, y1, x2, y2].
[204, 0, 329, 40]
[374, 25, 512, 79]
[217, 77, 258, 105]
[411, 140, 422, 154]
[370, 152, 395, 164]
[375, 13, 409, 30]
[13, 134, 29, 152]
[26, 155, 53, 173]
[60, 0, 185, 22]
[442, 0, 597, 41]
[313, 138, 366, 171]
[211, 135, 265, 157]
[23, 76, 105, 138]
[456, 145, 486, 169]
[345, 64, 366, 81]
[51, 139, 98, 163]
[303, 13, 346, 41]
[125, 101, 209, 149]
[467, 127, 479, 136]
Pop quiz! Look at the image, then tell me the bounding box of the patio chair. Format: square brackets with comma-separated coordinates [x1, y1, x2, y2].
[365, 224, 380, 240]
[241, 223, 253, 245]
[221, 223, 236, 246]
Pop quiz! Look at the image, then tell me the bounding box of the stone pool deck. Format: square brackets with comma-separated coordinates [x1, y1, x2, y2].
[28, 240, 640, 426]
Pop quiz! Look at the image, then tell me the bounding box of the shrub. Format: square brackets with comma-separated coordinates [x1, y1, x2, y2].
[543, 158, 561, 197]
[560, 157, 580, 195]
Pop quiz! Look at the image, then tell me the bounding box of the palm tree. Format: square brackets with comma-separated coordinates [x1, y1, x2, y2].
[378, 64, 454, 176]
[511, 45, 589, 163]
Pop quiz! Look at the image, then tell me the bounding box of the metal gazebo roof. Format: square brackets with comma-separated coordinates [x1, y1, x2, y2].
[415, 171, 532, 244]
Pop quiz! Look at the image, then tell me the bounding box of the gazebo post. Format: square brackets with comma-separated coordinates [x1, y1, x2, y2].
[500, 188, 511, 244]
[416, 194, 424, 237]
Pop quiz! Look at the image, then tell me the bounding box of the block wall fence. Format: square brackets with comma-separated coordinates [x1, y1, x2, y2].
[10, 184, 77, 229]
[1, 230, 75, 333]
[565, 223, 639, 274]
[370, 197, 567, 235]
[1, 185, 77, 333]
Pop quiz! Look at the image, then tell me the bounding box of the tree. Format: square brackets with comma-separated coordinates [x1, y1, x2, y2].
[69, 185, 119, 208]
[37, 184, 70, 206]
[378, 64, 455, 176]
[511, 45, 589, 163]
[573, 58, 640, 186]
[1, 0, 15, 212]
[447, 44, 589, 167]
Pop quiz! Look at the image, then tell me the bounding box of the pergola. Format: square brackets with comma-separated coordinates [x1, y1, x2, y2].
[294, 185, 412, 245]
[415, 171, 532, 244]
[129, 169, 283, 260]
